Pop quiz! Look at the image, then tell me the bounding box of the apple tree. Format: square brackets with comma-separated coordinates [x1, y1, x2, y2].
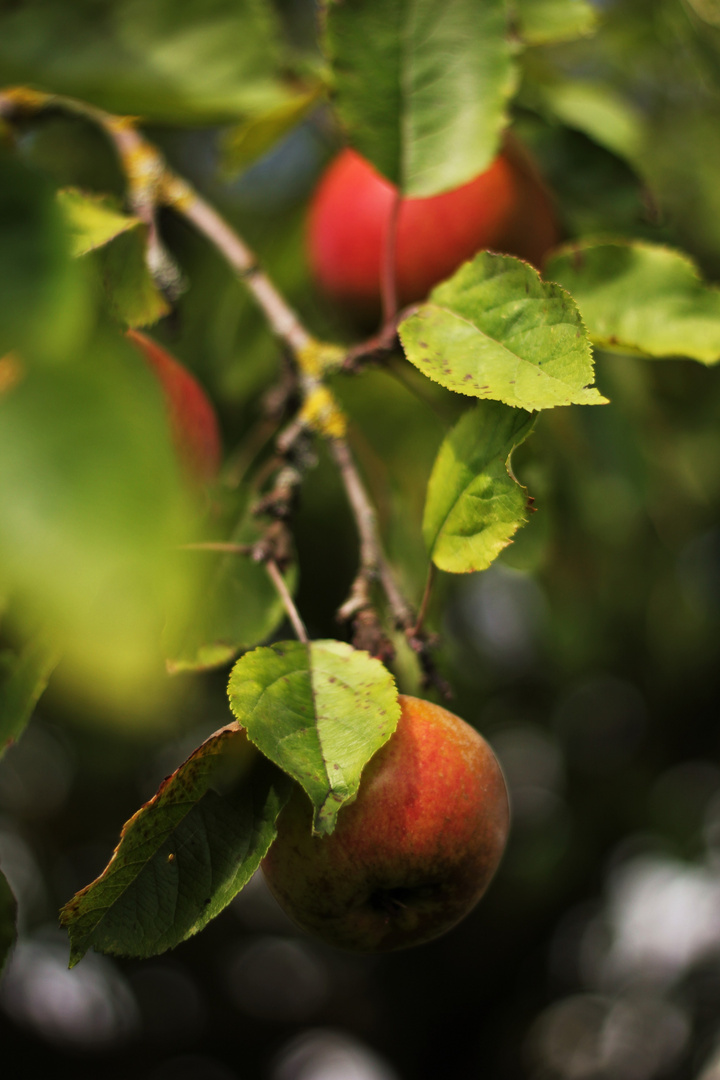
[2, 0, 720, 1073]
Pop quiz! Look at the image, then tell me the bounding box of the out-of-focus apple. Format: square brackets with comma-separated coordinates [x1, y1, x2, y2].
[261, 694, 510, 952]
[126, 329, 221, 486]
[307, 139, 559, 324]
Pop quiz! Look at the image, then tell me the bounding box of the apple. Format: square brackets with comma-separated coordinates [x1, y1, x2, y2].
[261, 694, 510, 952]
[307, 139, 559, 323]
[126, 328, 221, 486]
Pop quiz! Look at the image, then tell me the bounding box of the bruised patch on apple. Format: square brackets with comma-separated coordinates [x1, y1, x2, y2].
[261, 695, 510, 952]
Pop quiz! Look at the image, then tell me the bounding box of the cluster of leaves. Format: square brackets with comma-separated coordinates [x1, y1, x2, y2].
[2, 0, 720, 970]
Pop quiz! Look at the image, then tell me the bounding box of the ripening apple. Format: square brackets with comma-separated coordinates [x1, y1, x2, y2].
[261, 694, 510, 952]
[307, 138, 559, 323]
[126, 329, 221, 486]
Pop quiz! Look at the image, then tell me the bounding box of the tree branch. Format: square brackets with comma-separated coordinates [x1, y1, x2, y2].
[0, 87, 439, 668]
[265, 559, 308, 644]
[329, 437, 414, 630]
[173, 191, 312, 356]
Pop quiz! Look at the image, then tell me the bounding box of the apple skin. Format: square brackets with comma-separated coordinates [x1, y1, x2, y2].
[261, 694, 510, 952]
[307, 140, 559, 323]
[126, 329, 221, 486]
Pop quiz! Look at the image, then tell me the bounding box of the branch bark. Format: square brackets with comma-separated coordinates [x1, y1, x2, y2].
[329, 437, 414, 630]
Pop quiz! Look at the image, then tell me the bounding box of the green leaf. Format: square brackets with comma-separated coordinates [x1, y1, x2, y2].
[0, 637, 60, 758]
[0, 0, 288, 125]
[0, 334, 200, 712]
[399, 252, 608, 411]
[0, 867, 17, 977]
[227, 641, 400, 836]
[220, 83, 324, 178]
[57, 188, 141, 256]
[508, 0, 598, 44]
[60, 727, 291, 965]
[545, 241, 720, 365]
[424, 402, 535, 573]
[323, 0, 517, 196]
[0, 151, 89, 361]
[530, 80, 643, 168]
[94, 226, 171, 328]
[56, 188, 174, 327]
[164, 496, 297, 673]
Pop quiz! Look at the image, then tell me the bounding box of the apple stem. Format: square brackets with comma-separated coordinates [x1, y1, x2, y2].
[265, 559, 309, 644]
[380, 190, 402, 326]
[411, 564, 436, 638]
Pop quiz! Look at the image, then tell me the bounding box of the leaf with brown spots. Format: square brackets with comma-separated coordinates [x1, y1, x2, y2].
[60, 726, 291, 966]
[399, 252, 607, 411]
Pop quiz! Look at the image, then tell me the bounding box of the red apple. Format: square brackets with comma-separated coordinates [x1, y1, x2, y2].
[126, 329, 221, 486]
[307, 139, 559, 323]
[261, 694, 510, 952]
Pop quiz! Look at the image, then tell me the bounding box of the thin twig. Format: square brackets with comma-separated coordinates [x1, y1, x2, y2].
[265, 559, 308, 643]
[106, 119, 184, 299]
[329, 437, 414, 630]
[176, 193, 312, 356]
[180, 542, 253, 554]
[95, 109, 313, 358]
[380, 189, 402, 326]
[411, 563, 436, 638]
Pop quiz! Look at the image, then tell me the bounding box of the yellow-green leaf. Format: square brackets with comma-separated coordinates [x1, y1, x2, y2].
[424, 402, 535, 573]
[227, 640, 400, 836]
[400, 252, 607, 411]
[546, 240, 720, 364]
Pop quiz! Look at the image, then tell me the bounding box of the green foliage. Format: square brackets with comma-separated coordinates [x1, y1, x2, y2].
[60, 727, 291, 965]
[0, 868, 16, 976]
[528, 79, 643, 170]
[2, 0, 720, 994]
[57, 186, 173, 326]
[220, 83, 325, 178]
[423, 402, 535, 573]
[57, 187, 141, 256]
[164, 496, 297, 673]
[93, 225, 172, 327]
[0, 0, 288, 123]
[0, 152, 89, 361]
[227, 641, 401, 836]
[546, 241, 720, 363]
[0, 334, 200, 709]
[0, 635, 60, 758]
[322, 0, 516, 196]
[399, 253, 607, 410]
[508, 0, 598, 43]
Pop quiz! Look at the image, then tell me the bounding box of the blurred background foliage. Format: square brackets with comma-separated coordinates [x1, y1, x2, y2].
[3, 0, 720, 1077]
